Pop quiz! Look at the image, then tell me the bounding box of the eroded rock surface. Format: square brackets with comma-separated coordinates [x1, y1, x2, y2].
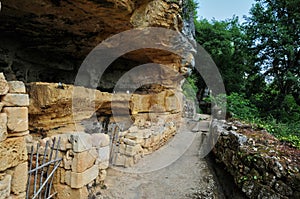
[0, 0, 194, 92]
[28, 82, 183, 137]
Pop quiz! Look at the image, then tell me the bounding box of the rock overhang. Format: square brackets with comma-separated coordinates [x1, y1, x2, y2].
[0, 0, 194, 89]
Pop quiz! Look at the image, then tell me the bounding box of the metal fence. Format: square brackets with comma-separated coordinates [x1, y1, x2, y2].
[108, 123, 123, 166]
[26, 137, 62, 199]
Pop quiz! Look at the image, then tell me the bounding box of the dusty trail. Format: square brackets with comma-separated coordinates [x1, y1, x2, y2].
[99, 118, 224, 199]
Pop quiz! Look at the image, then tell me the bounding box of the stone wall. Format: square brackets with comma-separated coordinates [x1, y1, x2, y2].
[111, 115, 178, 167]
[25, 132, 110, 199]
[211, 120, 300, 199]
[0, 73, 29, 199]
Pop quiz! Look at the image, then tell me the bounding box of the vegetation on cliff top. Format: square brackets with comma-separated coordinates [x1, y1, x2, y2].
[188, 0, 300, 148]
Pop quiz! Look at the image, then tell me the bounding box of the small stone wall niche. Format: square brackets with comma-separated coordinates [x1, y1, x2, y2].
[211, 120, 300, 199]
[0, 73, 29, 199]
[25, 132, 110, 199]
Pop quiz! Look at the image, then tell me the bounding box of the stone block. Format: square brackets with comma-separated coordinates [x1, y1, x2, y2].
[113, 153, 133, 167]
[8, 81, 26, 94]
[58, 168, 67, 184]
[69, 165, 98, 188]
[11, 162, 28, 195]
[113, 153, 126, 166]
[125, 144, 143, 156]
[3, 107, 28, 132]
[165, 94, 180, 112]
[97, 146, 110, 162]
[0, 113, 7, 142]
[98, 161, 109, 170]
[91, 133, 110, 147]
[117, 143, 126, 154]
[51, 134, 72, 151]
[65, 170, 71, 185]
[125, 132, 144, 144]
[63, 150, 73, 170]
[26, 142, 38, 155]
[0, 73, 9, 96]
[69, 132, 92, 152]
[124, 156, 134, 168]
[0, 137, 27, 172]
[1, 94, 29, 107]
[54, 184, 89, 199]
[72, 148, 97, 173]
[123, 138, 137, 146]
[142, 138, 152, 148]
[131, 94, 151, 114]
[133, 153, 143, 164]
[0, 174, 11, 199]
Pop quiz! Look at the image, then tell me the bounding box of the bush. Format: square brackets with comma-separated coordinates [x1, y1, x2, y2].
[210, 93, 300, 149]
[204, 93, 259, 121]
[227, 93, 259, 121]
[257, 118, 300, 148]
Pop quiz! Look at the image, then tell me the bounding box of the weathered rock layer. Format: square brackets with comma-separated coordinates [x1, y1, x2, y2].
[0, 0, 193, 92]
[28, 82, 182, 137]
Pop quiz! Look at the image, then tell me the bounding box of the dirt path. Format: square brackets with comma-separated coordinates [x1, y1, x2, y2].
[99, 118, 224, 199]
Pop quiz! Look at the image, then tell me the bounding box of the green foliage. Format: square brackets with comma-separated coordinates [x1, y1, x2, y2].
[182, 74, 198, 100]
[205, 93, 258, 121]
[203, 94, 227, 113]
[208, 93, 300, 148]
[256, 118, 300, 148]
[182, 75, 202, 113]
[182, 0, 198, 19]
[244, 0, 300, 116]
[192, 0, 300, 148]
[227, 93, 259, 121]
[195, 18, 249, 95]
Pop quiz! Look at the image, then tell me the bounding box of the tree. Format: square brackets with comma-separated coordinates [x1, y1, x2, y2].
[245, 0, 300, 115]
[194, 17, 250, 97]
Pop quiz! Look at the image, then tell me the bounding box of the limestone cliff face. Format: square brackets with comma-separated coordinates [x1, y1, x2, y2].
[0, 0, 194, 91]
[0, 0, 196, 135]
[28, 82, 182, 137]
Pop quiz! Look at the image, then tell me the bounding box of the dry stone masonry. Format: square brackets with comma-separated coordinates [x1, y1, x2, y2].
[110, 117, 178, 167]
[0, 73, 29, 199]
[25, 132, 110, 199]
[211, 119, 300, 199]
